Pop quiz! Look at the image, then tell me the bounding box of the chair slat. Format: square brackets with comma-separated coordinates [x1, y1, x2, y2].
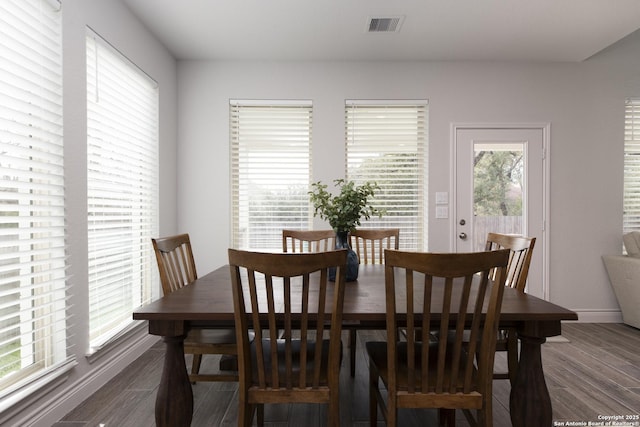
[420, 275, 432, 394]
[406, 269, 416, 393]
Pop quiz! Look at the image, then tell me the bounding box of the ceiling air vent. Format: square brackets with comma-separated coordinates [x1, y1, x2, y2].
[366, 16, 404, 33]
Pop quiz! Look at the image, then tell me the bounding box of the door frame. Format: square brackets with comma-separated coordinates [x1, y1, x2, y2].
[450, 123, 551, 300]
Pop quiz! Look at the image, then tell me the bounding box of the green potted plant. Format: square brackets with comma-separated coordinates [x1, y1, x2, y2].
[309, 179, 384, 280]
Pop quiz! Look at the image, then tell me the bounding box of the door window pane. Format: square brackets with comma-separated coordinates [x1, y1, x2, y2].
[473, 143, 524, 251]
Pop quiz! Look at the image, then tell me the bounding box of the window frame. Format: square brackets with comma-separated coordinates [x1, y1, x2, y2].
[85, 29, 159, 352]
[624, 98, 640, 234]
[345, 100, 428, 250]
[0, 0, 73, 405]
[230, 100, 313, 251]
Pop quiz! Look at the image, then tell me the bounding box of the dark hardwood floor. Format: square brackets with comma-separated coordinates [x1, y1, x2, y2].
[55, 323, 640, 426]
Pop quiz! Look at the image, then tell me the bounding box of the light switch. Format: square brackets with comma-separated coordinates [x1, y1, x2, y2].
[435, 206, 448, 219]
[435, 192, 448, 205]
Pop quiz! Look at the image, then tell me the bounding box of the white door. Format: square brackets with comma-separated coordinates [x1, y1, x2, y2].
[453, 126, 547, 299]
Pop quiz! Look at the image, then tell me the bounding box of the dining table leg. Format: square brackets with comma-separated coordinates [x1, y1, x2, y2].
[509, 321, 558, 427]
[149, 320, 193, 427]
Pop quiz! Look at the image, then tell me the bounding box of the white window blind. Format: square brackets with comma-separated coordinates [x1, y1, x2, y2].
[624, 98, 640, 233]
[86, 31, 159, 350]
[230, 101, 312, 251]
[345, 101, 427, 250]
[0, 0, 71, 398]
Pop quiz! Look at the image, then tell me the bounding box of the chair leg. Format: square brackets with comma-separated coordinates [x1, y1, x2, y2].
[191, 354, 202, 375]
[387, 394, 397, 427]
[237, 397, 253, 427]
[349, 328, 357, 377]
[190, 353, 202, 384]
[479, 383, 493, 427]
[476, 407, 490, 427]
[439, 408, 455, 426]
[369, 366, 378, 427]
[328, 391, 340, 427]
[257, 404, 264, 427]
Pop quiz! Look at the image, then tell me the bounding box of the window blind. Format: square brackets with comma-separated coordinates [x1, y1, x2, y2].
[345, 101, 427, 250]
[86, 31, 159, 350]
[624, 98, 640, 233]
[230, 101, 312, 251]
[0, 0, 70, 398]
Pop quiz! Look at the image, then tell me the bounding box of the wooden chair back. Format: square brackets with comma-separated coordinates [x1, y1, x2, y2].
[152, 233, 198, 295]
[485, 232, 536, 291]
[484, 232, 536, 383]
[228, 248, 348, 427]
[349, 228, 400, 264]
[282, 229, 335, 253]
[153, 234, 238, 383]
[372, 249, 509, 426]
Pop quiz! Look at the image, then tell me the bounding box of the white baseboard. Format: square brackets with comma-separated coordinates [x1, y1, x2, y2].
[570, 309, 623, 323]
[9, 333, 160, 427]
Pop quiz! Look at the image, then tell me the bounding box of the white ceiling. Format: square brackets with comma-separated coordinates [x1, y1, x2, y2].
[123, 0, 640, 62]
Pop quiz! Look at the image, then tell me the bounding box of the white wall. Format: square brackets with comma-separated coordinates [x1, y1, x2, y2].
[2, 1, 178, 425]
[178, 31, 640, 323]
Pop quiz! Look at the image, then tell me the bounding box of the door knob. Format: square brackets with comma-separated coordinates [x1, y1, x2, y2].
[459, 232, 467, 240]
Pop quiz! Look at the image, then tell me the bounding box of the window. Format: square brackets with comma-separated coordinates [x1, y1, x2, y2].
[86, 31, 159, 351]
[345, 101, 427, 250]
[0, 0, 70, 398]
[230, 100, 313, 251]
[624, 98, 640, 234]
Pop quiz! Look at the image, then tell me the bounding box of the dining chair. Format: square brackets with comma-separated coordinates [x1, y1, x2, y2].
[283, 228, 360, 374]
[228, 248, 347, 427]
[152, 234, 239, 383]
[344, 228, 400, 377]
[485, 232, 536, 292]
[366, 248, 510, 427]
[282, 229, 336, 253]
[484, 232, 536, 383]
[349, 228, 400, 265]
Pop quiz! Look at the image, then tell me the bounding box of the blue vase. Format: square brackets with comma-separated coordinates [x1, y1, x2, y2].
[329, 231, 359, 282]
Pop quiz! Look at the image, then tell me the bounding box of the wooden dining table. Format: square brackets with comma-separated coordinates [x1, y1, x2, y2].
[133, 263, 577, 427]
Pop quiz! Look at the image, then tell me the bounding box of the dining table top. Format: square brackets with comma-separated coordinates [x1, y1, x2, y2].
[133, 263, 578, 330]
